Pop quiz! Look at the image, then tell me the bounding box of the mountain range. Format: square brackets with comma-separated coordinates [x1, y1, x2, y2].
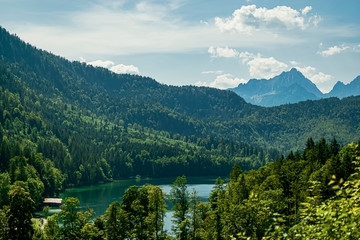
[229, 68, 360, 107]
[325, 76, 360, 99]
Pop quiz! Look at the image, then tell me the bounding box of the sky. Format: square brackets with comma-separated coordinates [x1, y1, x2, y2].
[1, 0, 360, 93]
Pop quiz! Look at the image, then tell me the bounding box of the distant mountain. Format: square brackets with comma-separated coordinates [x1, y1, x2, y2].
[229, 68, 323, 107]
[326, 76, 360, 98]
[229, 69, 360, 107]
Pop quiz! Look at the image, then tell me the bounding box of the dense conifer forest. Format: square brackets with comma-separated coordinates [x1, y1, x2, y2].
[1, 139, 360, 239]
[1, 26, 360, 239]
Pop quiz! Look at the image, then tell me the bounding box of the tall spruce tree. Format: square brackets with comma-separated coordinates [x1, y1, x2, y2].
[170, 175, 190, 240]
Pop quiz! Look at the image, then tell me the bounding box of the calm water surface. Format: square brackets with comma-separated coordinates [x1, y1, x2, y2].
[60, 177, 221, 232]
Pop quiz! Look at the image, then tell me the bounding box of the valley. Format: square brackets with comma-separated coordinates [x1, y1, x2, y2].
[0, 25, 360, 239]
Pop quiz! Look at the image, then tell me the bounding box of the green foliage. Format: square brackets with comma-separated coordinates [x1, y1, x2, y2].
[0, 140, 358, 239]
[0, 58, 276, 189]
[2, 24, 359, 192]
[147, 185, 167, 240]
[44, 213, 60, 240]
[59, 197, 95, 239]
[286, 143, 360, 239]
[8, 186, 34, 240]
[32, 218, 46, 240]
[105, 185, 167, 240]
[60, 197, 81, 238]
[104, 201, 123, 240]
[170, 175, 190, 240]
[200, 140, 360, 239]
[0, 172, 10, 207]
[1, 25, 360, 240]
[80, 223, 103, 240]
[0, 206, 9, 240]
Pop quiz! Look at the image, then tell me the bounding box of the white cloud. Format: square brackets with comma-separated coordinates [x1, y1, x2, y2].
[239, 51, 258, 63]
[295, 66, 333, 84]
[290, 60, 299, 66]
[207, 47, 333, 89]
[194, 81, 208, 87]
[96, 0, 128, 9]
[205, 46, 338, 92]
[4, 1, 314, 59]
[319, 43, 360, 57]
[206, 45, 337, 92]
[84, 59, 140, 74]
[208, 46, 239, 58]
[201, 70, 224, 75]
[320, 45, 350, 57]
[311, 72, 333, 84]
[247, 56, 289, 79]
[292, 65, 334, 92]
[88, 59, 115, 69]
[79, 56, 86, 63]
[196, 73, 247, 89]
[301, 6, 312, 15]
[110, 64, 140, 74]
[215, 5, 318, 34]
[208, 47, 289, 79]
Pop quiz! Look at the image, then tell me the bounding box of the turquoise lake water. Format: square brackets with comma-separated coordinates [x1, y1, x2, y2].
[60, 176, 222, 233]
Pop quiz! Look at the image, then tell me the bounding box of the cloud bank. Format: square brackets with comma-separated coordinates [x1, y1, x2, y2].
[206, 46, 334, 92]
[84, 59, 140, 74]
[196, 73, 247, 89]
[215, 5, 320, 34]
[208, 46, 239, 58]
[320, 43, 360, 57]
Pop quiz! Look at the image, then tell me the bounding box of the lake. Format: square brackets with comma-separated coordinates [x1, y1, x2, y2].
[60, 176, 222, 232]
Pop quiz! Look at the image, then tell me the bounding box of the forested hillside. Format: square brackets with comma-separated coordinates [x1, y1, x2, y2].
[0, 25, 280, 199]
[2, 138, 360, 239]
[1, 26, 359, 149]
[0, 25, 360, 193]
[1, 24, 360, 240]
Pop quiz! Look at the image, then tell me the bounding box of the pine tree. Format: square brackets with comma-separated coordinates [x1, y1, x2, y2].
[147, 185, 166, 240]
[170, 175, 189, 240]
[105, 201, 122, 240]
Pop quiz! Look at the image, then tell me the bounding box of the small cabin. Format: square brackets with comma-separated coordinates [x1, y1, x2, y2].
[43, 198, 63, 207]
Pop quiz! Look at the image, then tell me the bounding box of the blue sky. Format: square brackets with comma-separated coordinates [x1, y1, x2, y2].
[1, 0, 360, 92]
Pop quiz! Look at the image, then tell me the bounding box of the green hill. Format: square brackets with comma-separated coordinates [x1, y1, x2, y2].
[0, 27, 278, 192]
[0, 26, 359, 192]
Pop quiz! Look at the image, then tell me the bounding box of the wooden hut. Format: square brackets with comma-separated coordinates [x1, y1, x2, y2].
[43, 198, 63, 207]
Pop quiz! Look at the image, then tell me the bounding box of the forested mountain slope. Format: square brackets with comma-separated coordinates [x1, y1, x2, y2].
[232, 96, 360, 150]
[0, 26, 360, 193]
[1, 27, 359, 151]
[0, 26, 277, 193]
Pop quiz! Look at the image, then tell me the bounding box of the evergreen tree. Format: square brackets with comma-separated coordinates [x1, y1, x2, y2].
[60, 197, 81, 239]
[0, 172, 10, 207]
[147, 185, 166, 240]
[8, 186, 34, 240]
[208, 177, 225, 240]
[170, 175, 190, 240]
[105, 201, 122, 240]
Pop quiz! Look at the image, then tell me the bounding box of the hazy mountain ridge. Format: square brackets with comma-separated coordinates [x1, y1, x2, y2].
[229, 68, 360, 107]
[325, 76, 360, 99]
